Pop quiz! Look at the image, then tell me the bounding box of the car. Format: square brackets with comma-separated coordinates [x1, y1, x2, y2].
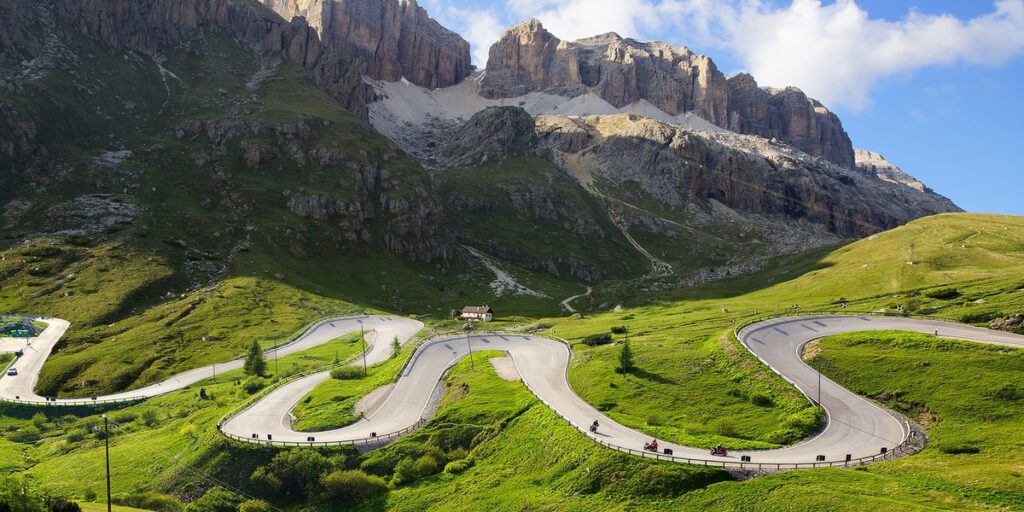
[5, 368, 17, 376]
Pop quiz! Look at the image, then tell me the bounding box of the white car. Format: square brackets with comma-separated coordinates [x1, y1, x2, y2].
[5, 368, 16, 376]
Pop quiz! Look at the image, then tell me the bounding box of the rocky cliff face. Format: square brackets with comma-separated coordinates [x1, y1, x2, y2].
[854, 148, 929, 192]
[0, 0, 470, 117]
[259, 0, 471, 93]
[534, 113, 957, 239]
[482, 20, 854, 168]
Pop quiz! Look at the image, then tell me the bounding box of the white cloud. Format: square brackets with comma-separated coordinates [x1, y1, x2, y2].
[437, 0, 1024, 111]
[714, 0, 1024, 110]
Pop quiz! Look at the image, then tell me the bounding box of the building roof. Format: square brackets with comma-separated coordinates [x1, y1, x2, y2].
[461, 306, 493, 314]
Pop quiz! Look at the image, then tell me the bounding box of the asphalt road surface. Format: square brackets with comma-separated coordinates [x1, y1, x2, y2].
[4, 314, 1023, 466]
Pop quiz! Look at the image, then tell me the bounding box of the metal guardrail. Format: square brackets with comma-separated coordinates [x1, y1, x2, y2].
[219, 418, 429, 447]
[216, 342, 374, 431]
[514, 319, 923, 470]
[0, 313, 368, 407]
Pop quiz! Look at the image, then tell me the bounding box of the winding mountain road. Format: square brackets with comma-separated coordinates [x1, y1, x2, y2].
[3, 314, 1023, 468]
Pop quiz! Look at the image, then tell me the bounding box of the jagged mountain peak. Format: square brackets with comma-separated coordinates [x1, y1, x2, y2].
[481, 22, 854, 168]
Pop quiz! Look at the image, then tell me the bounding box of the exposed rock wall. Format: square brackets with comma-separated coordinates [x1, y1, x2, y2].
[483, 20, 855, 168]
[535, 113, 959, 238]
[259, 0, 471, 88]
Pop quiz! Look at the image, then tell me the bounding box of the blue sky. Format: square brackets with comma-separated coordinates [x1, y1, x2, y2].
[421, 0, 1024, 215]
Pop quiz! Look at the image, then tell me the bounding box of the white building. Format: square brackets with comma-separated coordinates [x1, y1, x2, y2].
[460, 306, 493, 322]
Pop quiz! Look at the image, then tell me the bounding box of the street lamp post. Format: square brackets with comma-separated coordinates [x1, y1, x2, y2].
[102, 415, 111, 512]
[361, 327, 368, 377]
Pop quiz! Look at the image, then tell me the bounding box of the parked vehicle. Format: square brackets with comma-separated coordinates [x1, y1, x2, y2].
[6, 368, 17, 376]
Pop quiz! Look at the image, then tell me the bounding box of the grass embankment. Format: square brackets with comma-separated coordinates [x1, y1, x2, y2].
[288, 332, 408, 432]
[658, 331, 1024, 511]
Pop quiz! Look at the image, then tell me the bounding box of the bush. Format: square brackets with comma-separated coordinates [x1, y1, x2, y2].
[444, 458, 473, 474]
[581, 333, 612, 346]
[330, 366, 364, 380]
[413, 453, 444, 479]
[241, 377, 267, 394]
[321, 470, 388, 501]
[924, 287, 960, 300]
[713, 420, 736, 438]
[392, 458, 417, 486]
[111, 411, 137, 424]
[112, 492, 183, 512]
[988, 383, 1022, 401]
[610, 326, 629, 335]
[140, 409, 160, 426]
[237, 500, 272, 512]
[750, 393, 774, 407]
[185, 487, 241, 512]
[31, 412, 47, 429]
[251, 449, 331, 495]
[938, 443, 980, 454]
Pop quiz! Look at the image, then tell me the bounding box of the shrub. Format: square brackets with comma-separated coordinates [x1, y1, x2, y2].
[237, 500, 272, 512]
[241, 377, 266, 394]
[924, 287, 960, 300]
[179, 424, 198, 439]
[413, 453, 445, 479]
[140, 409, 160, 426]
[750, 393, 774, 407]
[251, 449, 331, 495]
[321, 470, 388, 501]
[938, 443, 980, 454]
[112, 492, 183, 512]
[610, 326, 629, 335]
[111, 411, 137, 424]
[330, 366, 364, 380]
[392, 458, 417, 486]
[646, 415, 663, 426]
[185, 487, 241, 512]
[713, 420, 736, 438]
[988, 383, 1022, 401]
[581, 333, 612, 346]
[31, 412, 47, 429]
[444, 458, 473, 474]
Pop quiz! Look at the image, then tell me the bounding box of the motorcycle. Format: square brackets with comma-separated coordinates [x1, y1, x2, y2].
[710, 445, 728, 457]
[643, 441, 659, 452]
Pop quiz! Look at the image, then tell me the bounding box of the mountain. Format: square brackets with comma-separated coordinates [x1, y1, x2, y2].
[481, 19, 855, 168]
[0, 0, 959, 301]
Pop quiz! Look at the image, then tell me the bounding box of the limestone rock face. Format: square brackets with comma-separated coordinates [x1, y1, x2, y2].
[260, 0, 471, 88]
[0, 0, 469, 117]
[440, 106, 538, 167]
[534, 113, 959, 239]
[483, 20, 854, 168]
[854, 148, 928, 192]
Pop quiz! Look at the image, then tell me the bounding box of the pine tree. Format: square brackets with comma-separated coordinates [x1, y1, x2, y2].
[391, 336, 401, 358]
[618, 339, 634, 374]
[244, 339, 267, 376]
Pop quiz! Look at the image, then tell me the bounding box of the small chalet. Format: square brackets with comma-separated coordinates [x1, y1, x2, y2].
[459, 306, 493, 322]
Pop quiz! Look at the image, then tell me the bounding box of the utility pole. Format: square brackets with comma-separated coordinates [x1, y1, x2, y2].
[467, 331, 474, 370]
[274, 346, 279, 376]
[361, 327, 368, 377]
[212, 363, 216, 383]
[817, 370, 822, 410]
[103, 415, 112, 512]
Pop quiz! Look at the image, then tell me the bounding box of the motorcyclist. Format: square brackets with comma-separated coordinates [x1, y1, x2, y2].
[590, 420, 599, 433]
[644, 439, 659, 451]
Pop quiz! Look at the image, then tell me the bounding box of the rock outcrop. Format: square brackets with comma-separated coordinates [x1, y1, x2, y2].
[535, 113, 959, 239]
[440, 106, 537, 167]
[0, 0, 470, 117]
[854, 148, 929, 192]
[482, 20, 855, 168]
[259, 0, 471, 93]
